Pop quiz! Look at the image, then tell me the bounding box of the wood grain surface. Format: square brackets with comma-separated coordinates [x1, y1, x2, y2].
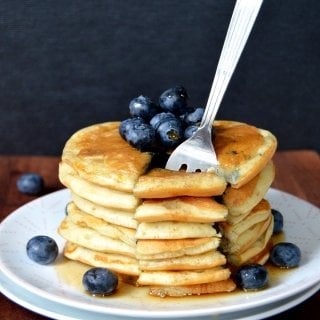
[0, 151, 319, 320]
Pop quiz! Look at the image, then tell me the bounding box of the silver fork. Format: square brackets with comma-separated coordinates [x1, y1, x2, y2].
[165, 0, 264, 173]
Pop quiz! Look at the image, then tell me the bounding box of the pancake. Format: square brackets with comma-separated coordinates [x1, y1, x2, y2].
[64, 242, 140, 276]
[136, 237, 220, 260]
[58, 218, 136, 257]
[221, 215, 272, 254]
[66, 202, 136, 247]
[139, 250, 227, 271]
[59, 161, 140, 211]
[135, 197, 227, 223]
[133, 168, 227, 198]
[135, 221, 221, 239]
[227, 217, 274, 266]
[223, 161, 275, 218]
[221, 199, 271, 241]
[213, 121, 277, 188]
[72, 193, 137, 229]
[61, 121, 152, 192]
[137, 267, 231, 286]
[149, 279, 236, 297]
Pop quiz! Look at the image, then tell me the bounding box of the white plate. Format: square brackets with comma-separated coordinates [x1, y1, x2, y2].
[0, 188, 320, 319]
[1, 268, 319, 320]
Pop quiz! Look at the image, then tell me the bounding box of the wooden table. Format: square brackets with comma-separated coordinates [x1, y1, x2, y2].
[0, 151, 319, 320]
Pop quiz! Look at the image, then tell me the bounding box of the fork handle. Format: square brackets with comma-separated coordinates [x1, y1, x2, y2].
[200, 0, 264, 129]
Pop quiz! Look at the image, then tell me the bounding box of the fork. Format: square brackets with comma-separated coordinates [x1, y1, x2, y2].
[165, 0, 264, 173]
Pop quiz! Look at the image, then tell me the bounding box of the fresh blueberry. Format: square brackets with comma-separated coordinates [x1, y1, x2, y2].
[235, 263, 268, 291]
[183, 107, 205, 125]
[17, 173, 44, 195]
[82, 267, 118, 296]
[150, 112, 176, 130]
[271, 209, 284, 234]
[159, 85, 189, 115]
[156, 118, 183, 148]
[119, 117, 156, 151]
[270, 242, 301, 268]
[26, 235, 59, 265]
[129, 95, 158, 120]
[184, 125, 199, 139]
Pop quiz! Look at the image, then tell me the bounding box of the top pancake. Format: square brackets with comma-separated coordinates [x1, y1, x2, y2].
[61, 122, 152, 192]
[214, 121, 277, 188]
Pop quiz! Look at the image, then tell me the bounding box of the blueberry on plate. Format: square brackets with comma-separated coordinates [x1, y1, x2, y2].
[26, 235, 59, 265]
[119, 117, 156, 151]
[183, 107, 205, 125]
[150, 112, 176, 130]
[270, 242, 301, 268]
[184, 125, 199, 139]
[235, 263, 268, 291]
[17, 173, 44, 195]
[159, 85, 189, 115]
[271, 209, 284, 234]
[129, 95, 158, 120]
[156, 117, 183, 148]
[82, 267, 118, 296]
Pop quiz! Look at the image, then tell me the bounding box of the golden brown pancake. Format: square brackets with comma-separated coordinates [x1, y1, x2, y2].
[135, 197, 227, 223]
[59, 161, 141, 211]
[139, 250, 227, 271]
[64, 242, 140, 276]
[61, 122, 152, 192]
[133, 168, 227, 198]
[213, 121, 277, 188]
[223, 161, 275, 218]
[149, 279, 236, 297]
[136, 237, 220, 260]
[137, 267, 231, 286]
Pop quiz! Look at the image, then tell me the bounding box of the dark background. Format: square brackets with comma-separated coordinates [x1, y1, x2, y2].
[0, 0, 319, 155]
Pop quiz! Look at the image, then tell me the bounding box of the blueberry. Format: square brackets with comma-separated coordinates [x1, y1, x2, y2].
[184, 125, 199, 139]
[270, 242, 301, 268]
[119, 117, 156, 151]
[159, 85, 189, 115]
[17, 173, 44, 195]
[157, 118, 183, 148]
[150, 112, 176, 130]
[235, 264, 268, 291]
[183, 107, 205, 125]
[271, 209, 284, 234]
[129, 95, 158, 120]
[82, 267, 118, 296]
[26, 235, 59, 265]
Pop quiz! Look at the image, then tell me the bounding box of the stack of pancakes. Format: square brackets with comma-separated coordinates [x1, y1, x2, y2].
[57, 120, 277, 297]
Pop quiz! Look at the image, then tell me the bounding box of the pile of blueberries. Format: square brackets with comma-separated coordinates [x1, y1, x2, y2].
[119, 85, 205, 151]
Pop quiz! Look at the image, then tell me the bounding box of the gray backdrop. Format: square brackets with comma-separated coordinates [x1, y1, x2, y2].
[0, 0, 319, 155]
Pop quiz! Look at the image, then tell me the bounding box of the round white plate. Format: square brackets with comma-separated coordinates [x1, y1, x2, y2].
[0, 188, 319, 319]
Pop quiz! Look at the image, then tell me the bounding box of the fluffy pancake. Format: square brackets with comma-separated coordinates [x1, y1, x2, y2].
[133, 168, 227, 198]
[149, 279, 236, 297]
[137, 267, 231, 286]
[136, 237, 220, 260]
[139, 250, 226, 271]
[223, 161, 275, 218]
[213, 121, 277, 188]
[136, 221, 221, 239]
[66, 202, 136, 247]
[227, 217, 274, 266]
[64, 242, 140, 276]
[61, 121, 152, 192]
[221, 199, 271, 241]
[135, 197, 227, 223]
[72, 193, 137, 229]
[58, 218, 136, 257]
[59, 162, 140, 211]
